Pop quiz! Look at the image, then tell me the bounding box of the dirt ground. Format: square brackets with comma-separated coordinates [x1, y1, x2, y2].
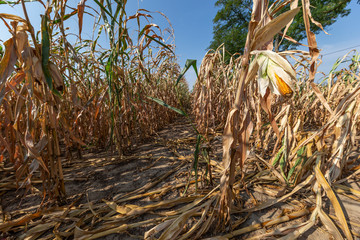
[1, 117, 360, 239]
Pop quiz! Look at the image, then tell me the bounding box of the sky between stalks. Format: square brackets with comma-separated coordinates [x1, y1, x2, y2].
[1, 0, 360, 89]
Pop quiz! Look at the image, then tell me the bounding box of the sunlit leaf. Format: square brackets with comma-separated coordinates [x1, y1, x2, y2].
[176, 59, 198, 86]
[147, 96, 186, 116]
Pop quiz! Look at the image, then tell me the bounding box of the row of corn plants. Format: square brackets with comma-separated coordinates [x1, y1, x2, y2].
[169, 0, 360, 238]
[0, 0, 189, 202]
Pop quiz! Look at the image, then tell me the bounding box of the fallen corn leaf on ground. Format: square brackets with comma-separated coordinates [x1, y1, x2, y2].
[1, 117, 359, 239]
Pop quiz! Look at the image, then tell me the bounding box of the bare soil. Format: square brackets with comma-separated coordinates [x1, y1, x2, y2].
[1, 117, 360, 239]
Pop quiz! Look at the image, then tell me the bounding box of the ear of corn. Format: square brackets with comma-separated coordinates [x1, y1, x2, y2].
[191, 0, 360, 237]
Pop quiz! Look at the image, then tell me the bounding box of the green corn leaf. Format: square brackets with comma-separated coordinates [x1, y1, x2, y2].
[272, 145, 284, 166]
[93, 0, 120, 25]
[287, 146, 307, 180]
[287, 158, 302, 180]
[279, 155, 287, 182]
[147, 96, 186, 116]
[176, 59, 198, 86]
[144, 34, 174, 55]
[41, 14, 53, 90]
[289, 146, 307, 182]
[52, 10, 77, 24]
[193, 134, 202, 192]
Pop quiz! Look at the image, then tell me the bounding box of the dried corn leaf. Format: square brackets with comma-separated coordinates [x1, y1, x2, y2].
[251, 7, 300, 50]
[315, 159, 353, 240]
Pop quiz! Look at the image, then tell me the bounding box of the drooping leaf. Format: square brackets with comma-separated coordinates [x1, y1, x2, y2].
[176, 59, 198, 86]
[52, 10, 77, 24]
[251, 8, 300, 50]
[0, 38, 17, 105]
[0, 38, 17, 85]
[147, 96, 186, 116]
[144, 34, 174, 55]
[77, 0, 87, 40]
[0, 13, 27, 23]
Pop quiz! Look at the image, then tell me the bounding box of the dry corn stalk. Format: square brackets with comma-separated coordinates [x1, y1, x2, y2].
[190, 0, 360, 238]
[0, 1, 189, 201]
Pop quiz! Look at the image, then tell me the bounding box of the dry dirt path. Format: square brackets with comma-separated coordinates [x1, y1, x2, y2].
[1, 117, 360, 239]
[1, 117, 209, 239]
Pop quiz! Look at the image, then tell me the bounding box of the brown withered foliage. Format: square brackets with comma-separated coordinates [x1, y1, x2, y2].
[0, 0, 360, 239]
[0, 1, 189, 201]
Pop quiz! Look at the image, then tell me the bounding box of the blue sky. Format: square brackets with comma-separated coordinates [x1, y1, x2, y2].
[127, 0, 360, 87]
[305, 1, 360, 81]
[125, 0, 219, 88]
[1, 0, 360, 88]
